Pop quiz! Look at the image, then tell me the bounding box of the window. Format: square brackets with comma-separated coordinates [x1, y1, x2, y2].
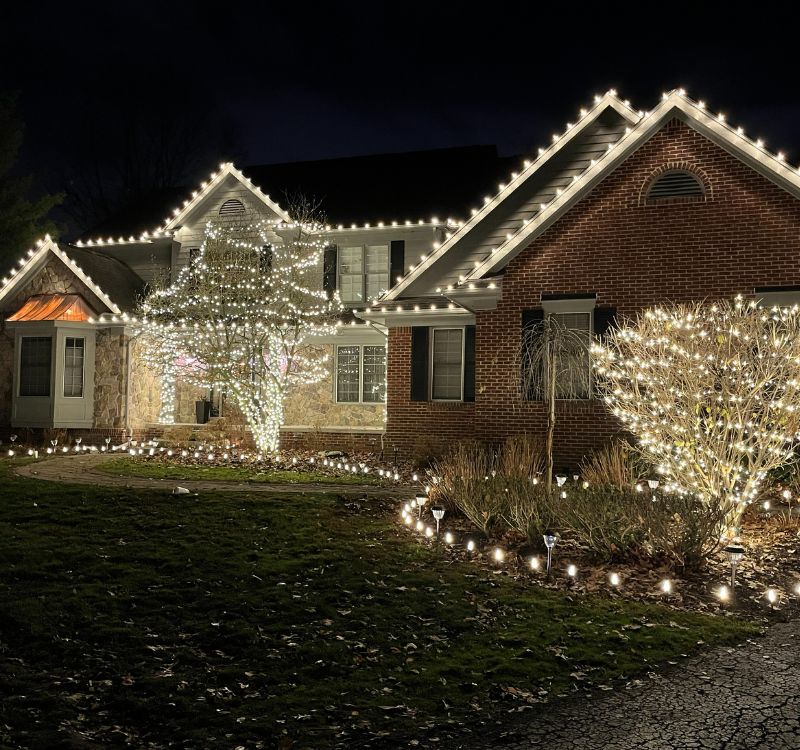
[219, 198, 245, 216]
[549, 312, 592, 399]
[63, 337, 85, 397]
[336, 345, 386, 403]
[188, 248, 200, 263]
[646, 170, 704, 202]
[431, 328, 463, 400]
[338, 245, 389, 303]
[19, 337, 52, 397]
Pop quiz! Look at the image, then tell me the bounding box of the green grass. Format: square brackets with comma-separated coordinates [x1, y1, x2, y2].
[96, 456, 385, 485]
[0, 459, 757, 749]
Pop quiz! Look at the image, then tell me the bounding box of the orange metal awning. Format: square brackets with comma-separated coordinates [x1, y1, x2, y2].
[7, 294, 96, 322]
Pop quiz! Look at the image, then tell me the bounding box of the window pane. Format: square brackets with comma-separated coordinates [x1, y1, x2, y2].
[551, 312, 591, 399]
[362, 346, 386, 402]
[64, 337, 85, 397]
[365, 245, 389, 300]
[366, 273, 389, 301]
[336, 346, 360, 402]
[339, 247, 363, 274]
[20, 337, 52, 397]
[339, 274, 363, 303]
[431, 329, 463, 400]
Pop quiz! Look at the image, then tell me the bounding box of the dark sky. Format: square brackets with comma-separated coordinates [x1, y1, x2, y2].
[2, 1, 797, 185]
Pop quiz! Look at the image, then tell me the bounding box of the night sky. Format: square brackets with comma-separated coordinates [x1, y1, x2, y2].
[2, 2, 796, 215]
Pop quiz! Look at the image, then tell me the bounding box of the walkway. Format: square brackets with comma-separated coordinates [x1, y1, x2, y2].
[13, 452, 411, 497]
[469, 619, 800, 750]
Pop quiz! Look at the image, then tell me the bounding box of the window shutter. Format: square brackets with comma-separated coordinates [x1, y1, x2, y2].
[323, 245, 338, 298]
[260, 244, 273, 273]
[390, 240, 405, 287]
[593, 307, 617, 338]
[410, 326, 430, 401]
[521, 309, 544, 401]
[463, 325, 476, 402]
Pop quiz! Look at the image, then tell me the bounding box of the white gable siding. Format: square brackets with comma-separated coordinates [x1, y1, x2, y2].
[172, 175, 285, 274]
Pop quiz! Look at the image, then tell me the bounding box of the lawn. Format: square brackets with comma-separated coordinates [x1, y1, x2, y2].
[95, 455, 385, 485]
[0, 460, 757, 749]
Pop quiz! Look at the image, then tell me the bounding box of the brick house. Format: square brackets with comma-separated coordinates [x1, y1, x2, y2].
[362, 90, 800, 467]
[3, 89, 800, 460]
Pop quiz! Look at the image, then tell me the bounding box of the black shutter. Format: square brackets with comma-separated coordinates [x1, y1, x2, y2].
[411, 326, 430, 401]
[521, 309, 544, 400]
[323, 245, 338, 298]
[390, 240, 405, 287]
[593, 307, 617, 338]
[463, 325, 476, 402]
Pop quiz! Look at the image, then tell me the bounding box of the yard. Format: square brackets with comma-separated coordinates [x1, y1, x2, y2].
[0, 459, 757, 749]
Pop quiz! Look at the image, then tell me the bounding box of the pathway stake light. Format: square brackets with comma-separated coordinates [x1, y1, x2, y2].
[543, 531, 557, 577]
[723, 543, 745, 589]
[431, 504, 445, 537]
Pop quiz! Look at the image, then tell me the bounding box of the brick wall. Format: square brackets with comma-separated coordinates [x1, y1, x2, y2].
[385, 326, 475, 460]
[386, 118, 800, 466]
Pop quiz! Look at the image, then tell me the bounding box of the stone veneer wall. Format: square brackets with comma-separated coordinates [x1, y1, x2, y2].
[128, 337, 162, 427]
[93, 330, 127, 428]
[283, 346, 385, 429]
[0, 327, 13, 425]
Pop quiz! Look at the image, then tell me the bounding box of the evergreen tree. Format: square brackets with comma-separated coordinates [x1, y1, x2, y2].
[0, 92, 63, 270]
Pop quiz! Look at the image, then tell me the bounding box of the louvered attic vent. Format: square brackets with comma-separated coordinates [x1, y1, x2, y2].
[219, 198, 246, 216]
[647, 171, 704, 202]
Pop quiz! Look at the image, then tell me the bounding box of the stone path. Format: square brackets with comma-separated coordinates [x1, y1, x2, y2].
[13, 453, 411, 497]
[466, 619, 800, 750]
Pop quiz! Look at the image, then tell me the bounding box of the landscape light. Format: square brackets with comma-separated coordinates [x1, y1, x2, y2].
[543, 531, 557, 577]
[494, 548, 504, 563]
[609, 572, 620, 586]
[530, 557, 540, 571]
[660, 579, 672, 594]
[444, 532, 454, 544]
[567, 564, 577, 578]
[723, 543, 745, 588]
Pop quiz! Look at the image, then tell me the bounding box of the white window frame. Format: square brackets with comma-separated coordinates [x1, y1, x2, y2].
[334, 344, 387, 404]
[429, 327, 465, 402]
[541, 298, 595, 401]
[337, 244, 390, 304]
[62, 336, 86, 399]
[18, 335, 53, 398]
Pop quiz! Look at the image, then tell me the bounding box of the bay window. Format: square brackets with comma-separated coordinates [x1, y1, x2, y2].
[19, 337, 52, 397]
[63, 337, 85, 397]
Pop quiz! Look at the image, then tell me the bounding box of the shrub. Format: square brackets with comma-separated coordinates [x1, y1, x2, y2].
[502, 479, 556, 544]
[633, 491, 726, 571]
[552, 484, 644, 560]
[497, 434, 545, 480]
[580, 440, 647, 489]
[429, 442, 502, 533]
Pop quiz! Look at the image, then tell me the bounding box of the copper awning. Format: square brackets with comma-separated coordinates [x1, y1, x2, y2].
[7, 294, 96, 322]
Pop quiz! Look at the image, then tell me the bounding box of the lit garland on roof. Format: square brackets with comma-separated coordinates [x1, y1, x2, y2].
[135, 213, 342, 452]
[592, 297, 800, 525]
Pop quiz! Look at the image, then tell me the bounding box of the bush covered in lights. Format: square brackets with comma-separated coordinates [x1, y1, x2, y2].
[593, 297, 800, 526]
[136, 205, 342, 453]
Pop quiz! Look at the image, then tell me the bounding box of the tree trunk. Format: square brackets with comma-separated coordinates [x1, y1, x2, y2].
[545, 336, 556, 493]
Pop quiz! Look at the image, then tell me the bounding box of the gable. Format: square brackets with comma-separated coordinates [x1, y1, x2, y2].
[1, 253, 105, 317]
[500, 117, 800, 304]
[376, 90, 800, 309]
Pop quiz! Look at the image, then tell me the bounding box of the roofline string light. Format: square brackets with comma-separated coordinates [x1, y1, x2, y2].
[378, 87, 800, 303]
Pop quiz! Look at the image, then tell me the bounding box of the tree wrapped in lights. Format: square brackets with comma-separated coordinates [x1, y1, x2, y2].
[592, 297, 800, 525]
[137, 208, 341, 452]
